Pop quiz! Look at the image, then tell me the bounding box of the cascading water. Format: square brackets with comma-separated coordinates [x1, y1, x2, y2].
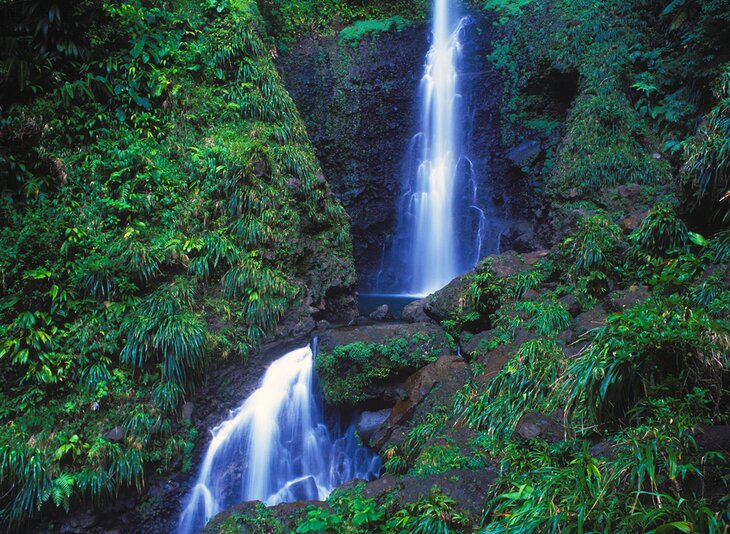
[177, 341, 380, 534]
[372, 0, 499, 298]
[409, 0, 464, 296]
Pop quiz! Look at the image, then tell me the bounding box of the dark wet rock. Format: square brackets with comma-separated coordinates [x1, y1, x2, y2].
[460, 330, 494, 358]
[400, 298, 431, 323]
[473, 328, 534, 386]
[604, 285, 650, 313]
[361, 468, 498, 519]
[424, 251, 541, 324]
[589, 441, 619, 460]
[292, 317, 317, 337]
[356, 409, 392, 443]
[620, 208, 650, 231]
[511, 230, 537, 253]
[181, 401, 195, 422]
[506, 139, 541, 167]
[424, 275, 471, 323]
[285, 476, 319, 501]
[615, 183, 644, 202]
[368, 304, 392, 321]
[559, 294, 582, 317]
[514, 412, 565, 443]
[372, 355, 469, 449]
[316, 319, 332, 331]
[694, 425, 730, 453]
[572, 305, 608, 337]
[104, 427, 125, 443]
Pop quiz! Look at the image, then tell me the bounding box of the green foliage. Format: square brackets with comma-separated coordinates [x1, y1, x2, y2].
[387, 487, 470, 534]
[216, 503, 283, 533]
[684, 66, 730, 225]
[258, 0, 426, 43]
[631, 204, 689, 257]
[338, 17, 413, 47]
[455, 338, 564, 437]
[561, 215, 623, 278]
[0, 0, 355, 529]
[563, 295, 728, 428]
[482, 391, 728, 532]
[315, 334, 441, 406]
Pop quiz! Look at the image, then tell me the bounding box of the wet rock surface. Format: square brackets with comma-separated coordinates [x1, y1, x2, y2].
[278, 15, 533, 291]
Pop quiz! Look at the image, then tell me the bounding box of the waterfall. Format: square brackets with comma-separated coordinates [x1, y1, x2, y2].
[375, 0, 489, 298]
[177, 342, 381, 534]
[409, 0, 464, 296]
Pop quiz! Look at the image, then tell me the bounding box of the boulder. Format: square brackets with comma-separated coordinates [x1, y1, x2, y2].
[400, 298, 431, 323]
[424, 275, 471, 323]
[559, 294, 582, 317]
[572, 305, 608, 337]
[460, 330, 494, 358]
[361, 468, 497, 520]
[368, 304, 392, 321]
[604, 285, 650, 313]
[181, 401, 195, 422]
[506, 139, 541, 167]
[514, 412, 565, 443]
[356, 409, 392, 443]
[317, 322, 449, 355]
[372, 355, 469, 449]
[104, 427, 125, 443]
[292, 317, 317, 337]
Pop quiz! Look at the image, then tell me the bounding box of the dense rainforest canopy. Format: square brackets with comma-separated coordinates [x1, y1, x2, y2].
[1, 0, 729, 532]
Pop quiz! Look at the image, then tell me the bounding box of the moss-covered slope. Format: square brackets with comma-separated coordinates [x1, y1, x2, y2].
[0, 0, 354, 529]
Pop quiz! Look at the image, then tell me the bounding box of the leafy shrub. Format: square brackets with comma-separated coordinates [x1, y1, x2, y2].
[561, 215, 623, 278]
[387, 487, 470, 534]
[455, 338, 564, 437]
[563, 296, 728, 427]
[339, 16, 413, 47]
[631, 204, 689, 257]
[684, 66, 730, 225]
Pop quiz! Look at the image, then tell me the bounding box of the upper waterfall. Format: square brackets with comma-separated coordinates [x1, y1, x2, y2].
[375, 0, 495, 297]
[410, 0, 464, 295]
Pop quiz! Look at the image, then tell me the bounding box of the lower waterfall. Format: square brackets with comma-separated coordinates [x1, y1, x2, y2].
[177, 341, 381, 534]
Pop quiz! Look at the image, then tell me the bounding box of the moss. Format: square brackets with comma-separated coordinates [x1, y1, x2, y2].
[338, 16, 414, 47]
[315, 334, 441, 406]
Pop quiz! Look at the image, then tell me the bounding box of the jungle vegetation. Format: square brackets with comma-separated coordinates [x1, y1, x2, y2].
[1, 0, 728, 532]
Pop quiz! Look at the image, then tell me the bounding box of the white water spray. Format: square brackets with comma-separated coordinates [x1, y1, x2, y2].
[410, 0, 467, 296]
[177, 344, 380, 534]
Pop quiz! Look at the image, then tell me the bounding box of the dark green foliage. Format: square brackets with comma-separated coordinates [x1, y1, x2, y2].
[455, 338, 564, 437]
[480, 391, 728, 532]
[315, 334, 441, 406]
[257, 0, 427, 43]
[561, 215, 623, 278]
[563, 296, 728, 427]
[632, 203, 689, 257]
[0, 0, 354, 528]
[684, 67, 730, 225]
[338, 17, 413, 47]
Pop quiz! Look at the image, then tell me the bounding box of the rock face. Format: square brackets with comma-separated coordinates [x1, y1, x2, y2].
[278, 16, 529, 291]
[277, 26, 428, 291]
[317, 321, 448, 354]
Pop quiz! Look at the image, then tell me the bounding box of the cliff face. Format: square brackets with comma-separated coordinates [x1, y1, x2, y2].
[277, 15, 533, 291]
